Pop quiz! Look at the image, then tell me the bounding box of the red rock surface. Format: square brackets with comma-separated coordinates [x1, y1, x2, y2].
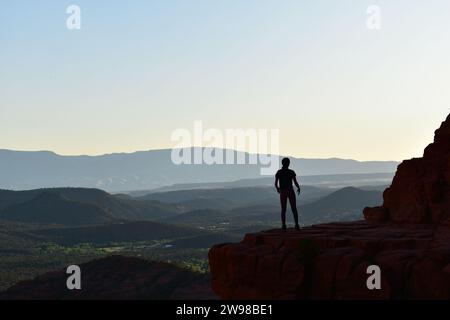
[209, 114, 450, 299]
[210, 222, 450, 299]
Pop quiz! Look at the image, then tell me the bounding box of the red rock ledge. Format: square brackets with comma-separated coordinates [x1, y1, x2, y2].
[209, 114, 450, 299]
[209, 222, 450, 299]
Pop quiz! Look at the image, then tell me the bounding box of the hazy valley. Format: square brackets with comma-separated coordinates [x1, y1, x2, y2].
[0, 170, 386, 294]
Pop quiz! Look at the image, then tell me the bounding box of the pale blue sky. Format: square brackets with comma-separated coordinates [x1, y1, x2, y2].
[1, 0, 449, 160]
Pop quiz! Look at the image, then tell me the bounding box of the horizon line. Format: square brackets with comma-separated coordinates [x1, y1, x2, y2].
[0, 147, 401, 163]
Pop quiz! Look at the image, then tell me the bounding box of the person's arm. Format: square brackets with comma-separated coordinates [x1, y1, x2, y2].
[275, 175, 280, 193]
[293, 176, 301, 195]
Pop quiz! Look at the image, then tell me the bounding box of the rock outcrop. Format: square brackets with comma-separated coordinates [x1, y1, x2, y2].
[209, 114, 450, 299]
[365, 114, 450, 224]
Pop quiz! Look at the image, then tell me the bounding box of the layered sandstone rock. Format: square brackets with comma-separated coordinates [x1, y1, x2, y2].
[209, 223, 450, 299]
[209, 114, 450, 299]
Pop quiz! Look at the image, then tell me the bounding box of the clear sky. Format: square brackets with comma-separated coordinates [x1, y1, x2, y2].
[1, 0, 449, 161]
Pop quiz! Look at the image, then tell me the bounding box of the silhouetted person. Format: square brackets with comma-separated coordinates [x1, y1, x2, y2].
[275, 157, 300, 231]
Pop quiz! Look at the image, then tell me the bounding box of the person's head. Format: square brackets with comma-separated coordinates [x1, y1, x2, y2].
[281, 157, 290, 168]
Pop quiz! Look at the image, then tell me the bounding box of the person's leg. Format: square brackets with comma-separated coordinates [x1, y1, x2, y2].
[280, 190, 288, 230]
[288, 189, 299, 229]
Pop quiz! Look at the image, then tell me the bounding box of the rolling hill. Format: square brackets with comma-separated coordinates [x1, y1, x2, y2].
[0, 188, 183, 225]
[157, 187, 383, 227]
[137, 185, 332, 210]
[0, 192, 118, 226]
[0, 255, 216, 300]
[300, 186, 383, 224]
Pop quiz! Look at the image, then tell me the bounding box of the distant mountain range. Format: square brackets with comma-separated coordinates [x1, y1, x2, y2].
[132, 172, 394, 194]
[0, 149, 398, 192]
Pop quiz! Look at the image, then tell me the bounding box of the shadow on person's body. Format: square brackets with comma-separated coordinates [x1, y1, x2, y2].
[274, 157, 301, 232]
